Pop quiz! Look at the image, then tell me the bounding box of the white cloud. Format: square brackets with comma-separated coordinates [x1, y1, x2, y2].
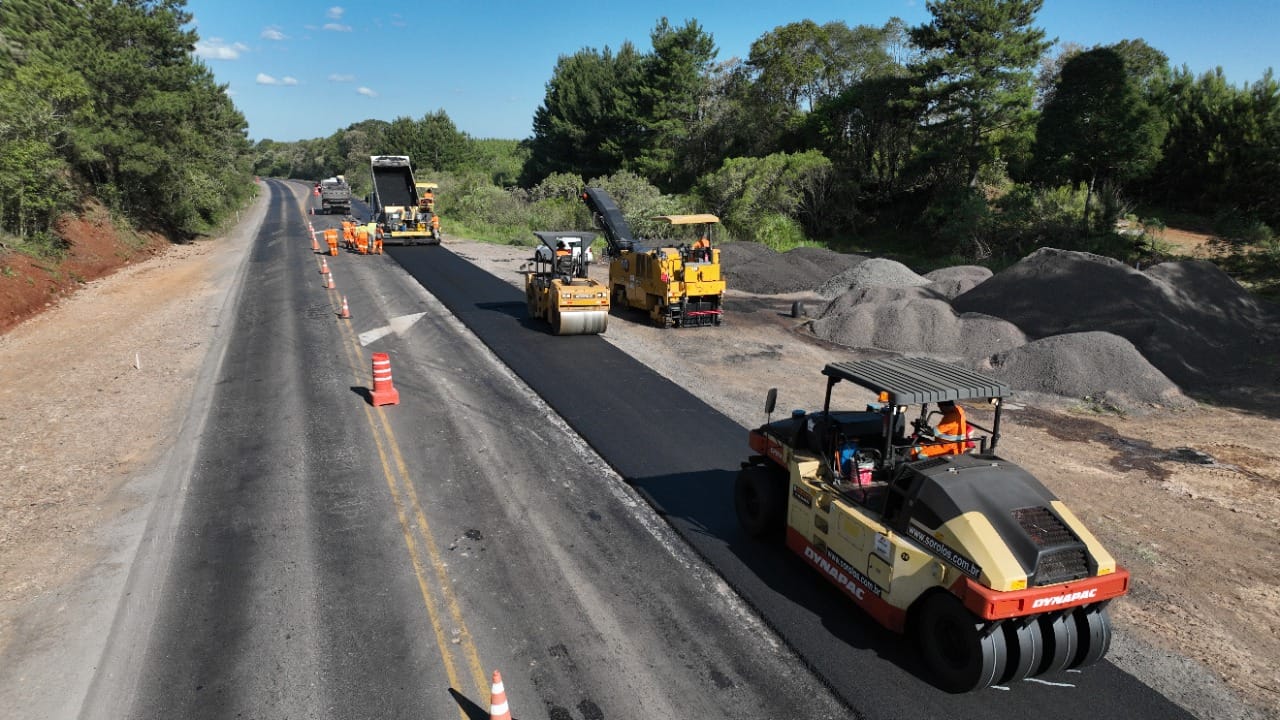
[194, 38, 249, 60]
[257, 73, 298, 86]
[326, 6, 344, 20]
[329, 73, 355, 82]
[323, 23, 352, 32]
[260, 27, 287, 41]
[356, 87, 378, 97]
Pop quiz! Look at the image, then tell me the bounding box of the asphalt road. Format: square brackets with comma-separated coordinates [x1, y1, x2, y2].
[89, 181, 850, 720]
[376, 211, 1194, 718]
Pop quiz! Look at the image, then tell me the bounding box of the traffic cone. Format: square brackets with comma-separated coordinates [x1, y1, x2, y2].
[339, 295, 351, 319]
[326, 273, 336, 290]
[311, 230, 320, 252]
[320, 258, 330, 275]
[487, 670, 511, 720]
[370, 352, 399, 406]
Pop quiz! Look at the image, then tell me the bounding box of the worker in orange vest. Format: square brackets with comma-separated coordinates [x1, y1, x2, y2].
[692, 235, 711, 262]
[918, 400, 974, 457]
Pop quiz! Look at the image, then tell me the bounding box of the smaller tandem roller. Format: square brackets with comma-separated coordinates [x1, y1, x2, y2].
[524, 231, 609, 336]
[736, 356, 1130, 692]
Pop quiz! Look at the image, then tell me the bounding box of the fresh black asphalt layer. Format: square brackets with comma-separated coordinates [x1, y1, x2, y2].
[386, 241, 1193, 720]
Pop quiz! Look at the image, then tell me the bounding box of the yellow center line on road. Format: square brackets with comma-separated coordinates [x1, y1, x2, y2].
[375, 408, 492, 693]
[288, 190, 487, 715]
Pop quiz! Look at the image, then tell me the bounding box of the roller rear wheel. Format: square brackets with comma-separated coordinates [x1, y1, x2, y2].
[917, 593, 1008, 693]
[1000, 617, 1044, 683]
[734, 466, 786, 539]
[1037, 612, 1079, 677]
[1070, 605, 1112, 668]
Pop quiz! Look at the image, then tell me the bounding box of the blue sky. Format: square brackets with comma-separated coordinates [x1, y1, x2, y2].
[186, 0, 1279, 143]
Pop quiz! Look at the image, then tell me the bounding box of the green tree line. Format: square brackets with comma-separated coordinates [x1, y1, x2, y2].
[256, 0, 1277, 277]
[0, 0, 253, 250]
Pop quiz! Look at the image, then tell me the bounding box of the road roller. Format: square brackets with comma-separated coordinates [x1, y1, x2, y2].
[735, 356, 1130, 692]
[524, 231, 609, 336]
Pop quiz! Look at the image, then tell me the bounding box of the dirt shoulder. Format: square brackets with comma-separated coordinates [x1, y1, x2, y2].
[0, 211, 1275, 719]
[0, 187, 266, 719]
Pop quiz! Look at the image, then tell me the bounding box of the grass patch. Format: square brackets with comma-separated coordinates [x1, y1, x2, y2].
[446, 219, 536, 246]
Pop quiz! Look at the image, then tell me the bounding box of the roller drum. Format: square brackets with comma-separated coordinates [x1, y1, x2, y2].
[555, 309, 608, 336]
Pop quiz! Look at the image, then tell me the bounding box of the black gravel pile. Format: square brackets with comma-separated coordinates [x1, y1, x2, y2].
[809, 297, 1026, 359]
[720, 242, 866, 295]
[987, 332, 1192, 409]
[815, 258, 931, 298]
[922, 266, 993, 300]
[952, 248, 1280, 390]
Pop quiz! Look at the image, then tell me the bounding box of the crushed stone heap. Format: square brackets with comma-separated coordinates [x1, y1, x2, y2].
[952, 248, 1280, 390]
[985, 332, 1192, 409]
[810, 296, 1026, 359]
[721, 242, 864, 295]
[816, 257, 930, 298]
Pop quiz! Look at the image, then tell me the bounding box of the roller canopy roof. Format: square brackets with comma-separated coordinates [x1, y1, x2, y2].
[533, 231, 597, 251]
[822, 356, 1010, 405]
[652, 214, 720, 225]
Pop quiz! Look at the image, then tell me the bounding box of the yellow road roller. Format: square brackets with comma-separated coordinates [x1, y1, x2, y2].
[524, 231, 609, 335]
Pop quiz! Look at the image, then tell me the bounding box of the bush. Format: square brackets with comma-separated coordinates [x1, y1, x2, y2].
[918, 186, 992, 257]
[1213, 209, 1274, 246]
[529, 172, 584, 202]
[753, 213, 810, 251]
[694, 150, 832, 243]
[985, 183, 1090, 258]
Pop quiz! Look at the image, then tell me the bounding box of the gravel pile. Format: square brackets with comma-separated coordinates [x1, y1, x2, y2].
[922, 265, 993, 299]
[721, 242, 865, 295]
[809, 298, 1026, 359]
[952, 248, 1280, 389]
[816, 257, 930, 298]
[716, 240, 774, 268]
[986, 332, 1192, 409]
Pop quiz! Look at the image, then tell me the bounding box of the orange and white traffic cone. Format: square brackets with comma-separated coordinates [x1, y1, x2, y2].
[311, 230, 319, 252]
[326, 273, 336, 290]
[370, 352, 399, 407]
[339, 295, 351, 319]
[487, 670, 511, 720]
[320, 258, 330, 275]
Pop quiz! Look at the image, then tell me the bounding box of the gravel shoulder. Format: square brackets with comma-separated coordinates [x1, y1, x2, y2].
[0, 216, 1276, 719]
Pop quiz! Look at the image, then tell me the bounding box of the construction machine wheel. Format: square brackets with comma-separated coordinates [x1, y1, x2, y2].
[1000, 616, 1045, 683]
[554, 310, 608, 336]
[734, 465, 787, 539]
[917, 593, 1009, 693]
[1036, 611, 1079, 676]
[791, 300, 806, 318]
[1070, 605, 1112, 668]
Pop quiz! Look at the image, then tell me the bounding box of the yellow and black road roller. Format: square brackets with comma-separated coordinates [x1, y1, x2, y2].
[735, 356, 1130, 692]
[524, 231, 609, 336]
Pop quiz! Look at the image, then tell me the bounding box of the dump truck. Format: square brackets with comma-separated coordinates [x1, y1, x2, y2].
[319, 176, 351, 215]
[581, 187, 724, 328]
[736, 356, 1129, 692]
[368, 155, 438, 245]
[524, 231, 609, 335]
